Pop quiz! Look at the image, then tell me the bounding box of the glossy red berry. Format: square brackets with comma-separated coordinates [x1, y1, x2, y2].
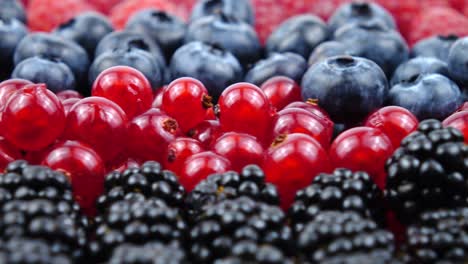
[212, 132, 264, 171]
[260, 76, 302, 111]
[0, 137, 22, 171]
[127, 108, 180, 163]
[0, 79, 33, 108]
[92, 66, 153, 119]
[271, 108, 333, 149]
[65, 97, 128, 165]
[189, 119, 221, 148]
[443, 111, 468, 144]
[2, 84, 65, 151]
[263, 133, 332, 210]
[179, 151, 231, 191]
[218, 83, 273, 144]
[56, 90, 83, 101]
[42, 140, 105, 216]
[284, 99, 331, 121]
[165, 137, 204, 176]
[152, 87, 165, 109]
[329, 127, 394, 190]
[62, 98, 80, 116]
[112, 158, 141, 173]
[161, 77, 212, 132]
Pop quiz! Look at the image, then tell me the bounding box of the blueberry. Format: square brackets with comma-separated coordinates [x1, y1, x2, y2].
[12, 56, 76, 93]
[185, 13, 261, 67]
[308, 41, 356, 66]
[54, 12, 114, 59]
[170, 41, 243, 100]
[245, 52, 307, 86]
[190, 0, 254, 25]
[328, 2, 395, 33]
[266, 14, 328, 59]
[0, 18, 27, 78]
[391, 57, 449, 86]
[411, 34, 459, 62]
[334, 21, 409, 76]
[14, 33, 90, 87]
[388, 74, 463, 120]
[126, 9, 187, 61]
[448, 37, 468, 85]
[0, 0, 26, 24]
[89, 48, 164, 90]
[301, 56, 388, 125]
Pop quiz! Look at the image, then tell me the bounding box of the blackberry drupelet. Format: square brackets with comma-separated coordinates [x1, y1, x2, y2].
[96, 161, 186, 212]
[385, 119, 468, 224]
[189, 196, 293, 263]
[0, 237, 73, 264]
[186, 165, 280, 218]
[297, 211, 396, 263]
[108, 241, 186, 264]
[289, 168, 385, 233]
[319, 252, 402, 264]
[213, 243, 294, 264]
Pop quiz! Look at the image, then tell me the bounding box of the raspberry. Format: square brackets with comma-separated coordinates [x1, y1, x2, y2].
[27, 0, 93, 32]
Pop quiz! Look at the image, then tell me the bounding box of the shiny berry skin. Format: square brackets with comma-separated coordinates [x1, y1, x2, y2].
[64, 97, 128, 165]
[92, 66, 154, 119]
[218, 83, 273, 143]
[263, 133, 332, 210]
[443, 111, 468, 143]
[112, 158, 141, 173]
[62, 98, 80, 116]
[42, 140, 105, 216]
[152, 86, 165, 109]
[284, 99, 331, 121]
[2, 84, 66, 151]
[212, 132, 264, 171]
[161, 77, 212, 132]
[127, 108, 180, 163]
[364, 106, 419, 148]
[260, 76, 302, 111]
[0, 137, 22, 171]
[56, 90, 83, 101]
[271, 108, 333, 149]
[189, 119, 221, 148]
[179, 151, 231, 191]
[329, 127, 394, 190]
[165, 137, 204, 176]
[0, 79, 32, 107]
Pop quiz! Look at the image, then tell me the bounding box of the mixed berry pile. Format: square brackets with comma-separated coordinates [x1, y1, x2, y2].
[0, 0, 468, 263]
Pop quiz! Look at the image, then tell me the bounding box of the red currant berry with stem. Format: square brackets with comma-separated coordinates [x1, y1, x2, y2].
[56, 90, 83, 101]
[65, 97, 128, 165]
[92, 66, 153, 119]
[260, 76, 302, 111]
[212, 132, 264, 172]
[179, 151, 231, 191]
[2, 84, 65, 151]
[0, 79, 33, 107]
[189, 119, 221, 148]
[62, 98, 80, 116]
[271, 108, 333, 149]
[0, 137, 22, 170]
[42, 140, 105, 216]
[218, 83, 274, 144]
[364, 106, 419, 148]
[127, 108, 181, 163]
[443, 111, 468, 143]
[165, 137, 204, 176]
[152, 87, 165, 109]
[263, 133, 332, 210]
[161, 77, 212, 132]
[284, 99, 331, 121]
[329, 127, 394, 190]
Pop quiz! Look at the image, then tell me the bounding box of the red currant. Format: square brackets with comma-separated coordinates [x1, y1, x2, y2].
[443, 111, 468, 144]
[261, 76, 302, 111]
[0, 137, 22, 170]
[152, 86, 165, 109]
[2, 84, 65, 151]
[62, 98, 80, 116]
[42, 140, 105, 216]
[112, 158, 141, 173]
[284, 99, 331, 121]
[92, 66, 153, 119]
[64, 97, 128, 165]
[56, 90, 83, 101]
[212, 132, 264, 171]
[205, 107, 217, 120]
[127, 108, 181, 163]
[165, 137, 204, 176]
[364, 106, 419, 148]
[0, 79, 33, 107]
[189, 120, 221, 148]
[218, 83, 273, 144]
[329, 127, 394, 190]
[263, 133, 332, 210]
[179, 151, 231, 191]
[271, 108, 333, 149]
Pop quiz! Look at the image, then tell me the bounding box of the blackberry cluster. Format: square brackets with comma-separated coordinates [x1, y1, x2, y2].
[189, 196, 293, 263]
[213, 243, 294, 264]
[108, 241, 186, 264]
[186, 165, 280, 217]
[385, 119, 468, 224]
[289, 168, 385, 233]
[0, 238, 73, 264]
[297, 211, 396, 263]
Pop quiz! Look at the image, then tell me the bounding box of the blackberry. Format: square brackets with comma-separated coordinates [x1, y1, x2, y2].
[297, 211, 395, 263]
[96, 161, 185, 212]
[213, 243, 294, 264]
[108, 241, 186, 264]
[186, 165, 279, 217]
[0, 238, 73, 264]
[404, 207, 468, 263]
[385, 119, 468, 224]
[189, 196, 293, 263]
[319, 252, 402, 264]
[289, 168, 385, 233]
